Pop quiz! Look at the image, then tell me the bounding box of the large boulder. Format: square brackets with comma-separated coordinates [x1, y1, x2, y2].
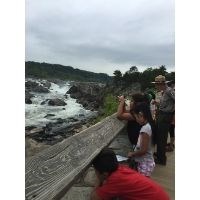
[34, 85, 50, 93]
[48, 98, 67, 106]
[25, 81, 39, 89]
[67, 85, 78, 94]
[66, 82, 105, 110]
[25, 90, 34, 104]
[25, 80, 50, 93]
[42, 81, 51, 89]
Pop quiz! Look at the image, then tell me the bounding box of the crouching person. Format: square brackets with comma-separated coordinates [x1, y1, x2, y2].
[90, 148, 169, 200]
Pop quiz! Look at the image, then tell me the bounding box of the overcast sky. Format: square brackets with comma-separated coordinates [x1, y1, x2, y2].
[26, 0, 174, 76]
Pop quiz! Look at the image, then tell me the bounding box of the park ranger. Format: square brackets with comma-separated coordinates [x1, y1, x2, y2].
[152, 75, 175, 165]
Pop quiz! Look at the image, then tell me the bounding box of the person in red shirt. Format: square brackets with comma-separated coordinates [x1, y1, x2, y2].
[90, 148, 170, 200]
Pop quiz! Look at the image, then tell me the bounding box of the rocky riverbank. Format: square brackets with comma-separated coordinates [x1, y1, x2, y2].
[25, 78, 106, 158]
[25, 78, 141, 158]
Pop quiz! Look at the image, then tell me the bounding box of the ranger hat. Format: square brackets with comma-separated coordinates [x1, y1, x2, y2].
[151, 75, 170, 84]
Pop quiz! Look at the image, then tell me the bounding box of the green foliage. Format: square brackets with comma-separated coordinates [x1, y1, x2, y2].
[139, 66, 167, 89]
[113, 70, 123, 86]
[112, 65, 174, 90]
[92, 94, 118, 123]
[165, 71, 175, 83]
[25, 61, 112, 83]
[103, 94, 119, 116]
[129, 66, 138, 73]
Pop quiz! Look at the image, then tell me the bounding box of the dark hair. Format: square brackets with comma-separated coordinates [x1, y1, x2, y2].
[131, 93, 147, 104]
[130, 93, 149, 118]
[133, 103, 156, 145]
[92, 148, 118, 174]
[133, 102, 150, 118]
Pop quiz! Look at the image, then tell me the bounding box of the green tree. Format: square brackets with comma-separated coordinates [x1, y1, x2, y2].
[122, 66, 140, 86]
[122, 71, 132, 86]
[113, 70, 122, 86]
[166, 71, 175, 82]
[129, 66, 138, 73]
[154, 65, 167, 76]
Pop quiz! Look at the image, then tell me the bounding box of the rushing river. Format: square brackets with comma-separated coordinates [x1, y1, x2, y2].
[25, 78, 96, 127]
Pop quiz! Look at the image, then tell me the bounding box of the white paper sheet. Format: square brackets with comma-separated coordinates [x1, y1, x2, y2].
[116, 155, 128, 162]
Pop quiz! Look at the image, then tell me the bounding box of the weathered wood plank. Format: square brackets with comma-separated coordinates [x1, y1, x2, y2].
[26, 114, 126, 200]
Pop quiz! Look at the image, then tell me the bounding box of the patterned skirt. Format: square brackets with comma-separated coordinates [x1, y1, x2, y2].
[136, 158, 155, 177]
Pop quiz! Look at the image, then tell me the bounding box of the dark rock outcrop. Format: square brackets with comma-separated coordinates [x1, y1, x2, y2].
[42, 81, 51, 89]
[26, 120, 83, 145]
[66, 82, 105, 110]
[48, 98, 67, 106]
[34, 85, 50, 93]
[67, 85, 78, 94]
[25, 90, 34, 104]
[25, 80, 50, 93]
[25, 81, 39, 89]
[25, 80, 51, 104]
[25, 111, 97, 146]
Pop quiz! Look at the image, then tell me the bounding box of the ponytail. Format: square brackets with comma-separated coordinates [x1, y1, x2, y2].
[133, 102, 156, 145]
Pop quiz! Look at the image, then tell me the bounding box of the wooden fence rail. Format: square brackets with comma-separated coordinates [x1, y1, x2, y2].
[25, 114, 126, 200]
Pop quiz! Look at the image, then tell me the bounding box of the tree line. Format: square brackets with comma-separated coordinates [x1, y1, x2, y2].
[25, 61, 112, 83]
[112, 65, 175, 90]
[26, 61, 175, 90]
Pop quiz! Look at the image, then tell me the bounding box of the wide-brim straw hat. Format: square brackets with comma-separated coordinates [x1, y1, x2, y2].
[151, 75, 170, 84]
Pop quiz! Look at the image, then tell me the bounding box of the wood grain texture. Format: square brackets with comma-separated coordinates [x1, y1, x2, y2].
[26, 114, 126, 200]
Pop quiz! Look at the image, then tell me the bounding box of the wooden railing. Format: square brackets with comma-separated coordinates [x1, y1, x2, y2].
[25, 114, 126, 200]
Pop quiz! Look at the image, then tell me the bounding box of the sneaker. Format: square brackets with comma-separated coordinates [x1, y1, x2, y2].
[167, 143, 175, 148]
[153, 152, 157, 158]
[166, 145, 174, 152]
[155, 158, 166, 166]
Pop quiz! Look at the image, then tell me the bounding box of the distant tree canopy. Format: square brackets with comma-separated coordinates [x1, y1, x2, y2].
[26, 61, 175, 90]
[113, 65, 175, 90]
[113, 70, 123, 86]
[25, 61, 112, 83]
[129, 66, 138, 73]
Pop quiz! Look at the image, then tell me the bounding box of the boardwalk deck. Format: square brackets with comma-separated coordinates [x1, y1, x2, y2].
[151, 151, 175, 200]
